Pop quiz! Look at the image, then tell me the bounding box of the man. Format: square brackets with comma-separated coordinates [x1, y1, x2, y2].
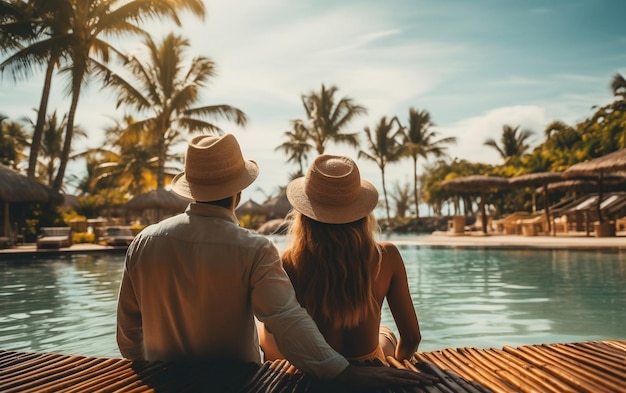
[116, 133, 433, 389]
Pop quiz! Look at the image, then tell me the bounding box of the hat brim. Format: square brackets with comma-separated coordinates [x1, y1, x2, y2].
[171, 160, 259, 201]
[287, 177, 378, 224]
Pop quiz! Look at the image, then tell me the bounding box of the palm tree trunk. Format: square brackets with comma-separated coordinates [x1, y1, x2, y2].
[157, 137, 166, 189]
[381, 168, 390, 222]
[412, 155, 419, 219]
[53, 84, 80, 191]
[28, 58, 56, 178]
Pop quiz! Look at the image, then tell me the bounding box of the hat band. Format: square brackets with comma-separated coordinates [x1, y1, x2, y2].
[186, 167, 244, 185]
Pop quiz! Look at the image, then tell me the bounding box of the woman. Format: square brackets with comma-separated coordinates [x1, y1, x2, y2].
[259, 154, 422, 363]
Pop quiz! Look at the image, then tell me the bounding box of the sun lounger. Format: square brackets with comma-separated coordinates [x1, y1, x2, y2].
[518, 214, 548, 236]
[493, 211, 530, 234]
[101, 226, 135, 247]
[36, 227, 72, 249]
[0, 236, 11, 248]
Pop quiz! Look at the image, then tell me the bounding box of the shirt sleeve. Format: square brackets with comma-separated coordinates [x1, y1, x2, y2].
[250, 241, 349, 379]
[116, 243, 145, 360]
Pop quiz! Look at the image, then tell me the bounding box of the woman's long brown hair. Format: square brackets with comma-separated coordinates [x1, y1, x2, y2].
[282, 211, 381, 328]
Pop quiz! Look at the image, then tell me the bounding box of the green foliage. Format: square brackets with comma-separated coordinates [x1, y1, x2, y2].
[73, 232, 95, 244]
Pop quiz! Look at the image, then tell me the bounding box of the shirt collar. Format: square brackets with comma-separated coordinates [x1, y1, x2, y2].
[186, 202, 239, 225]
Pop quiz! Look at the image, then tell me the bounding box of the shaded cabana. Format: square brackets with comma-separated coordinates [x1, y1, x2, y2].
[563, 149, 626, 235]
[235, 198, 267, 218]
[126, 188, 190, 224]
[440, 175, 509, 234]
[262, 190, 292, 220]
[235, 198, 268, 229]
[0, 165, 62, 245]
[508, 171, 563, 234]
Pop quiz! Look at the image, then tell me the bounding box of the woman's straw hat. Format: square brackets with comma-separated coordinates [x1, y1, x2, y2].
[171, 134, 258, 201]
[287, 155, 378, 224]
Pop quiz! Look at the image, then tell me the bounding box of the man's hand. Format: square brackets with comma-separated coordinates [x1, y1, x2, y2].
[334, 363, 437, 390]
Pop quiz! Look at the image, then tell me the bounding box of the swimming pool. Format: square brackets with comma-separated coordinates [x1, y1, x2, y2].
[1, 241, 624, 358]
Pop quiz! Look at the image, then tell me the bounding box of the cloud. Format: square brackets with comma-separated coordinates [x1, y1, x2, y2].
[442, 105, 548, 165]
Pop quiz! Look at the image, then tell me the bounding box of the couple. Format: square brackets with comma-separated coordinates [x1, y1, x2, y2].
[116, 134, 428, 390]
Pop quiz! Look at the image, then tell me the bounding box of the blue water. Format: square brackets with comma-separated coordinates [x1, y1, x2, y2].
[1, 240, 625, 358]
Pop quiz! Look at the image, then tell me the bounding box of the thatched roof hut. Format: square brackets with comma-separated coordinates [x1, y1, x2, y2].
[0, 165, 61, 203]
[563, 148, 626, 176]
[563, 149, 626, 224]
[235, 198, 267, 218]
[441, 175, 509, 234]
[262, 191, 292, 219]
[0, 165, 62, 240]
[126, 188, 190, 224]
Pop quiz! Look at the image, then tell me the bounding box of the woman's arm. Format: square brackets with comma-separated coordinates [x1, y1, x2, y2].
[380, 242, 422, 360]
[257, 320, 285, 360]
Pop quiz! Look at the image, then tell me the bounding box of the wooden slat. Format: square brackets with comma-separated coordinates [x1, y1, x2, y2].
[0, 340, 624, 392]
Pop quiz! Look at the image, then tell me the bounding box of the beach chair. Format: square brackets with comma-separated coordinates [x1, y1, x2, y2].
[493, 211, 530, 234]
[36, 227, 73, 249]
[519, 214, 547, 236]
[101, 226, 135, 247]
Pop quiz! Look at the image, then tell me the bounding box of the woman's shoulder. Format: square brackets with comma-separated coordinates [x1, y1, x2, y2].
[376, 241, 405, 270]
[377, 240, 400, 254]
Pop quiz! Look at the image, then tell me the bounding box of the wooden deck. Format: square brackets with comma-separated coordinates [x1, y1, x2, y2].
[1, 340, 625, 392]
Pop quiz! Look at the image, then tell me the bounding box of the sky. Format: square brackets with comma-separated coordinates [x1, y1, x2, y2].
[1, 0, 626, 213]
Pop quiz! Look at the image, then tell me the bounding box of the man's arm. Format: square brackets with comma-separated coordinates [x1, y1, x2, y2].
[251, 242, 348, 378]
[116, 258, 144, 360]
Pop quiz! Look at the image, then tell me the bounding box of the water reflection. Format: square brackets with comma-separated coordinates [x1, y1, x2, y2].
[1, 245, 625, 357]
[391, 247, 626, 351]
[0, 254, 123, 357]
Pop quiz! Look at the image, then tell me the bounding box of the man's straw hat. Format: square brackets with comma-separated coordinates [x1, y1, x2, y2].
[171, 134, 258, 201]
[287, 155, 378, 224]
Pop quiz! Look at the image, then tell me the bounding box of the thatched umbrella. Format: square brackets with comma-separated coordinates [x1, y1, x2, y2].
[563, 149, 626, 224]
[235, 198, 267, 218]
[440, 175, 509, 234]
[509, 171, 563, 234]
[126, 188, 190, 223]
[262, 191, 292, 219]
[257, 218, 289, 235]
[0, 165, 62, 240]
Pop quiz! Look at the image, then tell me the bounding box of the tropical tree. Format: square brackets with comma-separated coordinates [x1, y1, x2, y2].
[540, 120, 583, 170]
[299, 84, 366, 154]
[484, 124, 534, 162]
[400, 108, 456, 220]
[0, 0, 71, 178]
[0, 114, 29, 169]
[56, 0, 207, 191]
[101, 33, 246, 189]
[87, 116, 166, 196]
[358, 116, 404, 222]
[2, 0, 206, 191]
[27, 110, 86, 186]
[275, 119, 313, 179]
[388, 181, 412, 219]
[611, 72, 626, 100]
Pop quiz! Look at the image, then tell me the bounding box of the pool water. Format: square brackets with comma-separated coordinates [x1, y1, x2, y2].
[1, 241, 624, 358]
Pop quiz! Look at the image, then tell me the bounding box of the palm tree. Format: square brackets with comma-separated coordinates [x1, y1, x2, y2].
[358, 116, 404, 222]
[275, 119, 313, 178]
[300, 84, 366, 154]
[484, 124, 534, 162]
[0, 0, 71, 178]
[389, 181, 412, 219]
[87, 116, 163, 196]
[2, 0, 206, 191]
[30, 110, 86, 186]
[611, 73, 626, 100]
[400, 108, 456, 219]
[0, 114, 29, 169]
[102, 33, 246, 189]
